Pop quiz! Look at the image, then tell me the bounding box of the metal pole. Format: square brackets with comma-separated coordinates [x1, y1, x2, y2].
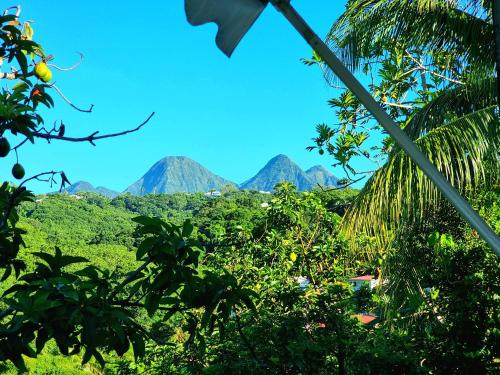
[270, 0, 500, 255]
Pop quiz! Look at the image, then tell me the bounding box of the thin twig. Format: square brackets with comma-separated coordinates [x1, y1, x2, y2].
[50, 84, 94, 113]
[32, 112, 155, 146]
[12, 136, 29, 151]
[316, 176, 365, 192]
[3, 5, 21, 17]
[47, 53, 84, 71]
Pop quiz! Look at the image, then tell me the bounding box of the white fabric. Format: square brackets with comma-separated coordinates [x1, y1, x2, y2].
[185, 0, 267, 57]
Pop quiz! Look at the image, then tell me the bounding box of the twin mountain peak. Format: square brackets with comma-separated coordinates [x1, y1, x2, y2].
[66, 155, 339, 197]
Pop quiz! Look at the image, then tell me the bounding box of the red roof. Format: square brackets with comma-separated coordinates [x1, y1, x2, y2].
[349, 275, 374, 281]
[353, 314, 377, 325]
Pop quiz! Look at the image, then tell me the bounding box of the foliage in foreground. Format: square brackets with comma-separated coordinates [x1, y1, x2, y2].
[1, 186, 497, 374]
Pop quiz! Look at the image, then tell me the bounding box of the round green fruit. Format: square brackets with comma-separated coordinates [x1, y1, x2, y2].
[41, 68, 52, 83]
[0, 137, 10, 157]
[319, 149, 324, 155]
[12, 163, 25, 180]
[34, 62, 49, 79]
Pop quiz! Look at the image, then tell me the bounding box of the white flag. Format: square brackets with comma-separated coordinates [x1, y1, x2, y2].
[185, 0, 268, 57]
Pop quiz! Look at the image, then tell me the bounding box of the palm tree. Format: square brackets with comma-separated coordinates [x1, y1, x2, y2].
[320, 0, 499, 253]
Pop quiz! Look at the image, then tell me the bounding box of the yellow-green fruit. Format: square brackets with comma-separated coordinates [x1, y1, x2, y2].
[41, 69, 52, 83]
[12, 163, 25, 180]
[0, 137, 10, 157]
[34, 62, 49, 79]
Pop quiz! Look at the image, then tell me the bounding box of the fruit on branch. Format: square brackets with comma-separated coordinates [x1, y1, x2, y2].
[34, 62, 52, 82]
[41, 69, 52, 83]
[34, 62, 49, 78]
[12, 163, 25, 180]
[0, 138, 10, 157]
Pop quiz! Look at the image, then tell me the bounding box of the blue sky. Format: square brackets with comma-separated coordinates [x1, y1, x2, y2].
[4, 1, 360, 193]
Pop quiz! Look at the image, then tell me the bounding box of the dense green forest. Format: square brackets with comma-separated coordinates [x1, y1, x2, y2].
[1, 0, 499, 374]
[0, 186, 498, 373]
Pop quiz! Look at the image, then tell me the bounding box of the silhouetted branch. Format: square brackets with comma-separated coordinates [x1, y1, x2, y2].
[3, 5, 21, 17]
[315, 175, 365, 192]
[50, 84, 94, 113]
[32, 112, 155, 146]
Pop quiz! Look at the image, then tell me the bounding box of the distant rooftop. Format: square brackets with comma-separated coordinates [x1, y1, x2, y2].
[353, 314, 377, 325]
[349, 275, 375, 281]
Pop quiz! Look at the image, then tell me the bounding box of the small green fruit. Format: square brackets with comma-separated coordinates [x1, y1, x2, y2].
[41, 68, 52, 83]
[0, 137, 10, 157]
[12, 163, 25, 180]
[319, 149, 324, 155]
[34, 62, 49, 79]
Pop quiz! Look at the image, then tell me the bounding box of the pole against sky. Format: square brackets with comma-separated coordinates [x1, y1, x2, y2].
[0, 1, 353, 194]
[181, 0, 500, 253]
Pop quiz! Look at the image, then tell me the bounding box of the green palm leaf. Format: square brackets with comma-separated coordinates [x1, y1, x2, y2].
[326, 0, 493, 76]
[341, 106, 499, 254]
[404, 77, 497, 139]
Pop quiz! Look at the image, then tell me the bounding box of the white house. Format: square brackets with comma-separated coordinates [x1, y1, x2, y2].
[205, 191, 222, 197]
[348, 275, 379, 291]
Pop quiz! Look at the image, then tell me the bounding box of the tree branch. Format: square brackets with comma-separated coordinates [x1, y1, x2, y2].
[32, 112, 155, 146]
[50, 84, 94, 113]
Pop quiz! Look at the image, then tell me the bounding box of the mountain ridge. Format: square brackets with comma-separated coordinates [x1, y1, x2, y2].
[125, 156, 236, 195]
[240, 154, 316, 192]
[61, 155, 340, 196]
[64, 181, 120, 198]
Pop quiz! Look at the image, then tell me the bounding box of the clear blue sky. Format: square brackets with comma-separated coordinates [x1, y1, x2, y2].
[4, 1, 360, 193]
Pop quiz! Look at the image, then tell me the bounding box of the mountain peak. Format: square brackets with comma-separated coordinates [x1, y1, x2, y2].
[126, 156, 236, 195]
[240, 156, 340, 192]
[241, 155, 313, 192]
[305, 165, 339, 188]
[64, 181, 119, 198]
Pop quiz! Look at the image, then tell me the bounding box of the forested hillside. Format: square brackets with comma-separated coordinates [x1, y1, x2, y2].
[0, 1, 498, 374]
[1, 185, 498, 374]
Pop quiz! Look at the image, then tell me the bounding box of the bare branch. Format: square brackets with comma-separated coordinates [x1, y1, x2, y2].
[31, 112, 155, 146]
[316, 175, 365, 192]
[405, 50, 465, 85]
[50, 84, 94, 113]
[12, 136, 29, 151]
[382, 101, 414, 109]
[47, 53, 84, 72]
[3, 5, 21, 17]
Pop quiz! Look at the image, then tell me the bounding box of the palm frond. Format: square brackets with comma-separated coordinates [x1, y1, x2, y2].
[325, 0, 493, 77]
[341, 106, 499, 255]
[404, 77, 497, 139]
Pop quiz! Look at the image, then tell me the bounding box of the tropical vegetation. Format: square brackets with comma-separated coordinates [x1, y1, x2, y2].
[0, 1, 498, 374]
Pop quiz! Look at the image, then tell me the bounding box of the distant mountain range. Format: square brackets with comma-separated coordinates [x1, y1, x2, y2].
[64, 181, 120, 198]
[241, 154, 339, 191]
[64, 154, 340, 196]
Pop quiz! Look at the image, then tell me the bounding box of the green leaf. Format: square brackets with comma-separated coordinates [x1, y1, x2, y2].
[136, 237, 156, 260]
[145, 293, 161, 317]
[131, 334, 145, 360]
[182, 220, 194, 237]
